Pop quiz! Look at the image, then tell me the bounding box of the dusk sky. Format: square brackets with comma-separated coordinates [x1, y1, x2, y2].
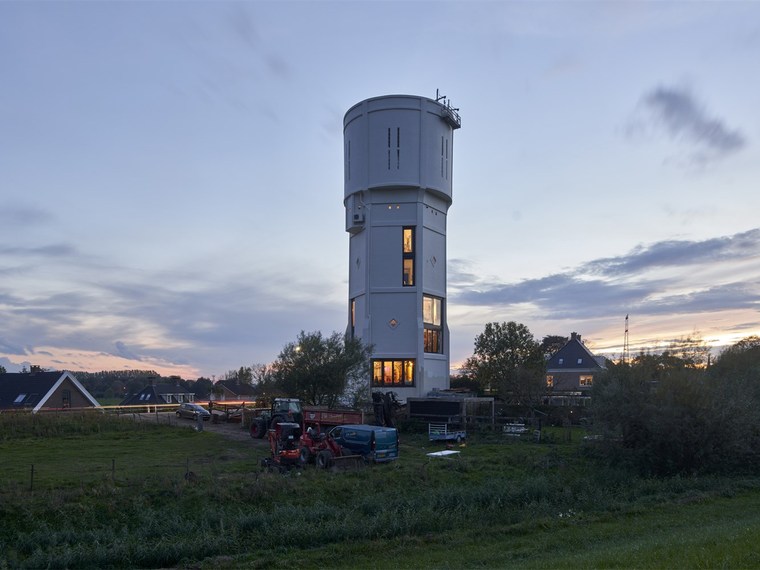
[2, 1, 759, 379]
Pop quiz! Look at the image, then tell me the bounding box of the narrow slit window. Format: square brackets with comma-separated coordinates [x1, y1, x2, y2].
[396, 127, 400, 169]
[441, 136, 444, 177]
[387, 128, 391, 169]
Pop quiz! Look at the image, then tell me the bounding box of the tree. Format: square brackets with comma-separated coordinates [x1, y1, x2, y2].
[272, 331, 372, 408]
[662, 332, 711, 368]
[250, 363, 280, 402]
[463, 322, 545, 404]
[222, 366, 254, 385]
[591, 335, 760, 476]
[188, 377, 214, 400]
[540, 335, 568, 358]
[0, 364, 6, 374]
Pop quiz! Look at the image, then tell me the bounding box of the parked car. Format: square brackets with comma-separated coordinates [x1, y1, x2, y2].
[176, 403, 211, 421]
[327, 424, 399, 463]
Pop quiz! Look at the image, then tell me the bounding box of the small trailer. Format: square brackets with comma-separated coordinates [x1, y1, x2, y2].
[428, 423, 467, 443]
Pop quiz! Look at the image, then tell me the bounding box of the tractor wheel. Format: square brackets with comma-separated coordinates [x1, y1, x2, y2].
[250, 419, 266, 439]
[316, 449, 334, 470]
[299, 446, 312, 465]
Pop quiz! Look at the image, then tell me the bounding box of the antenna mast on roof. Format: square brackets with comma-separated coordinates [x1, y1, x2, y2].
[623, 314, 630, 364]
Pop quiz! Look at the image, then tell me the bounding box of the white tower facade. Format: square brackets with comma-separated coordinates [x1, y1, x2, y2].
[344, 94, 461, 400]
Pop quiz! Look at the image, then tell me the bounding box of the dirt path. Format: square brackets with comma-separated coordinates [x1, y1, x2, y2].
[132, 411, 265, 445]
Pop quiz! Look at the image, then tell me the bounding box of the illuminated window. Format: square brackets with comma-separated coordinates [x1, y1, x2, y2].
[423, 294, 443, 353]
[546, 375, 554, 388]
[350, 298, 356, 339]
[402, 227, 415, 286]
[372, 359, 415, 387]
[580, 375, 593, 387]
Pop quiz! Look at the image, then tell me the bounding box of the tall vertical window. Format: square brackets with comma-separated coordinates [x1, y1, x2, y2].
[350, 298, 356, 339]
[423, 295, 443, 353]
[372, 359, 415, 386]
[402, 227, 415, 286]
[441, 136, 449, 179]
[388, 127, 400, 169]
[62, 389, 71, 408]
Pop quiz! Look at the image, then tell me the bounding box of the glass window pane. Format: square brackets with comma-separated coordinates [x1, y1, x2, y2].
[404, 360, 415, 385]
[423, 295, 441, 325]
[384, 361, 393, 384]
[392, 361, 402, 384]
[403, 228, 413, 253]
[403, 259, 414, 286]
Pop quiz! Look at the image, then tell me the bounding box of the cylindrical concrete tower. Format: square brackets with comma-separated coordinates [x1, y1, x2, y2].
[344, 94, 461, 400]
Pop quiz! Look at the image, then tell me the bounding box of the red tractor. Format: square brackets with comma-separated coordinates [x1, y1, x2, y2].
[298, 426, 363, 470]
[260, 421, 303, 473]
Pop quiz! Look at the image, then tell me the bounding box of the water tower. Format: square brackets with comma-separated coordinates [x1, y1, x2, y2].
[344, 93, 461, 400]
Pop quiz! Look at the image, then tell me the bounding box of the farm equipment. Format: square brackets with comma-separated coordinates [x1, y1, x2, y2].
[298, 427, 364, 471]
[260, 421, 303, 472]
[249, 398, 304, 438]
[250, 398, 364, 439]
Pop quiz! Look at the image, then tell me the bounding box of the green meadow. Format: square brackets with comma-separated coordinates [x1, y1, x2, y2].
[1, 412, 759, 569]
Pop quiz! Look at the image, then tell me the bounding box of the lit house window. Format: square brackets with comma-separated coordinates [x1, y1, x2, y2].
[423, 295, 443, 354]
[350, 298, 356, 339]
[546, 375, 554, 388]
[402, 227, 415, 286]
[580, 375, 593, 387]
[372, 359, 415, 387]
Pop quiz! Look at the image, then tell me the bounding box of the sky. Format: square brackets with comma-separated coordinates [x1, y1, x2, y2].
[1, 1, 759, 379]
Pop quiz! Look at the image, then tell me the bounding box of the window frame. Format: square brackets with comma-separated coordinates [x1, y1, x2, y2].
[423, 294, 444, 354]
[402, 227, 415, 287]
[372, 358, 415, 387]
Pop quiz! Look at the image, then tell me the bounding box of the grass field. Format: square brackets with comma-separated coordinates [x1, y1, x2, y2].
[1, 412, 759, 569]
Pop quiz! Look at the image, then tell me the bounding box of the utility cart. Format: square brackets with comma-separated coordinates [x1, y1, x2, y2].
[428, 423, 467, 443]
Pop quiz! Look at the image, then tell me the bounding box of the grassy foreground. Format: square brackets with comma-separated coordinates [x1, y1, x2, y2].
[1, 412, 759, 569]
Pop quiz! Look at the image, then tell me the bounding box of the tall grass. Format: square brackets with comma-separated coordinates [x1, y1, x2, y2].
[2, 415, 759, 568]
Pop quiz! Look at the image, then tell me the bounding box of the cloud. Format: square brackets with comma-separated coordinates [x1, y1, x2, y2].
[452, 228, 760, 321]
[0, 244, 78, 258]
[582, 228, 760, 277]
[628, 85, 747, 164]
[114, 341, 143, 362]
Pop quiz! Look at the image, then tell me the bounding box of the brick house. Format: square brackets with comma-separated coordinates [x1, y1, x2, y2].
[544, 332, 607, 406]
[0, 370, 101, 412]
[120, 380, 194, 406]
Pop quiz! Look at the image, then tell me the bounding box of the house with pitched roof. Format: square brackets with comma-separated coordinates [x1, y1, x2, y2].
[544, 332, 607, 406]
[119, 380, 194, 406]
[213, 380, 258, 401]
[0, 370, 101, 412]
